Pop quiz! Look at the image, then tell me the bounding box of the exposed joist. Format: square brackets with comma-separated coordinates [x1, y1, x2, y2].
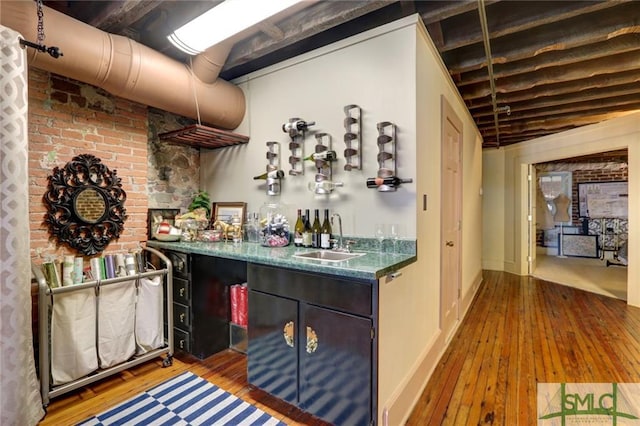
[457, 34, 640, 87]
[472, 84, 640, 119]
[460, 50, 640, 101]
[476, 96, 640, 125]
[222, 1, 393, 72]
[89, 0, 161, 32]
[442, 1, 640, 74]
[436, 0, 626, 53]
[467, 70, 640, 110]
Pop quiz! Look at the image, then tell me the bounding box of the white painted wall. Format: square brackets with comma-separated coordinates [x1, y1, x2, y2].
[202, 18, 418, 238]
[481, 112, 640, 306]
[201, 15, 484, 425]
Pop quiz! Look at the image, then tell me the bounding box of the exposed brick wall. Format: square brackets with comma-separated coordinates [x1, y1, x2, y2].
[28, 69, 149, 261]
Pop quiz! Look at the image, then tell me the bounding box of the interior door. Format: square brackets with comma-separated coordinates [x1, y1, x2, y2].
[440, 96, 463, 343]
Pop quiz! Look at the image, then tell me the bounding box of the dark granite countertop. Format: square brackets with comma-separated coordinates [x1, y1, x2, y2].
[146, 239, 417, 280]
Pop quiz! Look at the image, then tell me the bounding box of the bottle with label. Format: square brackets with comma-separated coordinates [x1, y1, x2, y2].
[282, 120, 315, 133]
[320, 209, 332, 249]
[294, 209, 304, 247]
[303, 150, 338, 162]
[311, 209, 321, 248]
[366, 176, 413, 188]
[302, 209, 313, 248]
[253, 169, 285, 180]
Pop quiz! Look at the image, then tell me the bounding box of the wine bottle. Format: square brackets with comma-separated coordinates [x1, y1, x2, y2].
[302, 209, 313, 248]
[303, 150, 338, 162]
[294, 209, 304, 247]
[282, 120, 315, 133]
[366, 176, 413, 188]
[320, 209, 332, 249]
[311, 209, 321, 248]
[253, 169, 284, 180]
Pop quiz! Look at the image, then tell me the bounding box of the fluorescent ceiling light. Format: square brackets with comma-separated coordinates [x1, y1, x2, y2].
[168, 0, 302, 55]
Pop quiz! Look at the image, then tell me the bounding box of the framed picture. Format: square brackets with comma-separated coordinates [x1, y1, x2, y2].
[577, 181, 628, 219]
[147, 208, 180, 239]
[211, 202, 246, 225]
[561, 234, 599, 258]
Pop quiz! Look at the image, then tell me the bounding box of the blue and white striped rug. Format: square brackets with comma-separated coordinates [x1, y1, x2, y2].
[77, 371, 287, 426]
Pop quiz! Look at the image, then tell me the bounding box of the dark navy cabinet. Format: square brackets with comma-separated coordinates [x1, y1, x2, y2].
[247, 263, 374, 426]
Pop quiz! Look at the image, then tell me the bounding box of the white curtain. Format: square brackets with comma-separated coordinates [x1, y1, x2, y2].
[0, 26, 45, 425]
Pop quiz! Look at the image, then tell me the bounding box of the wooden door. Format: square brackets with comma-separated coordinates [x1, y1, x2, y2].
[440, 96, 463, 342]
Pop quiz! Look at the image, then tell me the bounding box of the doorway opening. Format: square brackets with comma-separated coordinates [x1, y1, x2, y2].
[530, 149, 628, 300]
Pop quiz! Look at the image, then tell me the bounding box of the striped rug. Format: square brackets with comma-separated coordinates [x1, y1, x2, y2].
[77, 372, 286, 426]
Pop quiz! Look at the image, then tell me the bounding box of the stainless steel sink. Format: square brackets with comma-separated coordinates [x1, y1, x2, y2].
[292, 251, 366, 262]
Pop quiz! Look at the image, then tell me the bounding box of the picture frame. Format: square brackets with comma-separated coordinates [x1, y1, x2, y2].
[211, 202, 246, 226]
[147, 208, 180, 239]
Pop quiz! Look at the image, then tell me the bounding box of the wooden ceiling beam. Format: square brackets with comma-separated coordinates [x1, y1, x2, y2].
[476, 98, 640, 126]
[222, 1, 392, 72]
[467, 70, 640, 110]
[472, 84, 640, 119]
[457, 34, 640, 87]
[435, 0, 626, 53]
[460, 51, 640, 101]
[88, 0, 161, 32]
[442, 2, 640, 73]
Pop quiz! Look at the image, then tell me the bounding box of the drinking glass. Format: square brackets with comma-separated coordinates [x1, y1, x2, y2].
[388, 223, 400, 253]
[375, 224, 386, 251]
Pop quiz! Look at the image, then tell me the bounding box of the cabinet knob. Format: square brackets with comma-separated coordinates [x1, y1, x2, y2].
[179, 287, 185, 297]
[179, 339, 185, 349]
[180, 313, 185, 323]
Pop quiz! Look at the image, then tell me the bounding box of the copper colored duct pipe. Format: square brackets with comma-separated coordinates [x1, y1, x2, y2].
[1, 1, 245, 130]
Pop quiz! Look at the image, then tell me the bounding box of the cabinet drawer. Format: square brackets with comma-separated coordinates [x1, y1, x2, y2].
[173, 277, 190, 305]
[173, 302, 191, 331]
[166, 251, 189, 278]
[248, 264, 372, 317]
[174, 327, 191, 352]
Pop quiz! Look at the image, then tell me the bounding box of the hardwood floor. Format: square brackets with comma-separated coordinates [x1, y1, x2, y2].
[407, 270, 640, 425]
[38, 271, 640, 425]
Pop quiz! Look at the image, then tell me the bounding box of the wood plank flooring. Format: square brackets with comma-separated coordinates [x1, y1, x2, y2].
[406, 270, 640, 425]
[38, 271, 640, 425]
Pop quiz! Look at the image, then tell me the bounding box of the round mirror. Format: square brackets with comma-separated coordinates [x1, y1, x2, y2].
[74, 187, 107, 224]
[43, 154, 127, 256]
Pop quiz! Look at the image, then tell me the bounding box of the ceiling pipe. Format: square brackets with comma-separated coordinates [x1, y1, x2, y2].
[477, 0, 501, 147]
[1, 1, 245, 130]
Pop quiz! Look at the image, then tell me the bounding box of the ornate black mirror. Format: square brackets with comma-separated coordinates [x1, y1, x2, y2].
[43, 154, 127, 256]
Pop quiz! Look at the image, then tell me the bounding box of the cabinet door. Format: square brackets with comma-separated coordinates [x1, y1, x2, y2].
[248, 290, 298, 405]
[300, 305, 372, 426]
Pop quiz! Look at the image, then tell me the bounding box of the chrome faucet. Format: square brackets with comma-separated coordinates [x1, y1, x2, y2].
[330, 213, 355, 252]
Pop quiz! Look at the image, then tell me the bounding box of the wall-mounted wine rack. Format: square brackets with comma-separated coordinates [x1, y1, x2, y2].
[343, 104, 362, 171]
[266, 141, 281, 195]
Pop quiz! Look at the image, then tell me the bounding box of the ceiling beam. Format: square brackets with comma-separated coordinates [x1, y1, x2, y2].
[222, 1, 393, 72]
[442, 1, 640, 74]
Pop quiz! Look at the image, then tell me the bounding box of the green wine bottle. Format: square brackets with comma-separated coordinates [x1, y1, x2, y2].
[320, 209, 332, 249]
[302, 209, 312, 248]
[311, 209, 321, 248]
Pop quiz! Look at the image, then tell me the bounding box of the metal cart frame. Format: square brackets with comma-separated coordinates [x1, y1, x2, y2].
[32, 246, 173, 407]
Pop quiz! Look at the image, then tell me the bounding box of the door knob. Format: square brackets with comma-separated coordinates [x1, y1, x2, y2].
[446, 240, 454, 247]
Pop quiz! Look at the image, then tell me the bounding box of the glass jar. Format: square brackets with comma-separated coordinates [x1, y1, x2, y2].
[180, 218, 198, 242]
[259, 203, 290, 247]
